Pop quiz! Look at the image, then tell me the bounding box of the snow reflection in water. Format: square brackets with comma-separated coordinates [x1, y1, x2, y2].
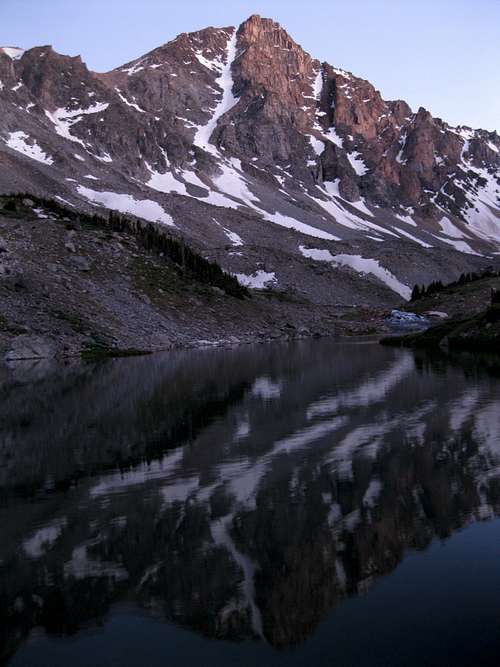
[2, 340, 500, 664]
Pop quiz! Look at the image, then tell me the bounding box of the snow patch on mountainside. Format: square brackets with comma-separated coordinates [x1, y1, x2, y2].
[121, 58, 146, 76]
[45, 102, 109, 149]
[93, 151, 113, 164]
[194, 48, 224, 73]
[456, 127, 475, 159]
[214, 160, 259, 206]
[115, 88, 145, 113]
[1, 47, 25, 60]
[263, 210, 338, 240]
[393, 226, 433, 248]
[193, 30, 239, 155]
[235, 270, 276, 289]
[332, 254, 411, 299]
[196, 188, 241, 209]
[324, 127, 344, 148]
[181, 170, 207, 189]
[145, 162, 188, 195]
[395, 211, 417, 227]
[224, 229, 244, 245]
[207, 158, 339, 240]
[299, 247, 334, 262]
[434, 236, 482, 256]
[347, 151, 368, 176]
[461, 165, 500, 242]
[76, 186, 174, 226]
[309, 190, 363, 232]
[306, 68, 327, 157]
[213, 219, 244, 246]
[300, 246, 410, 299]
[396, 133, 407, 165]
[310, 185, 397, 238]
[438, 216, 467, 239]
[5, 131, 54, 165]
[324, 180, 374, 218]
[309, 135, 325, 156]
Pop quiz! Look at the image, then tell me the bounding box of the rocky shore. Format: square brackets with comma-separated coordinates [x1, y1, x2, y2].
[381, 274, 500, 351]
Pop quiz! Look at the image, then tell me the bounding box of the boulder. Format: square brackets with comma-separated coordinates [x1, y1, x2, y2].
[68, 255, 91, 271]
[4, 335, 57, 361]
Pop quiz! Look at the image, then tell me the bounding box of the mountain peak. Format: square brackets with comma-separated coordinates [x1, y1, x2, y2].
[239, 14, 276, 27]
[238, 14, 307, 67]
[237, 14, 298, 48]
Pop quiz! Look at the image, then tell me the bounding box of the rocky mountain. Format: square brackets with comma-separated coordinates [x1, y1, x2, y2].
[0, 15, 499, 307]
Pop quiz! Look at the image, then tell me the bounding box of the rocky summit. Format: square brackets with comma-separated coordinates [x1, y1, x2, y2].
[0, 15, 499, 328]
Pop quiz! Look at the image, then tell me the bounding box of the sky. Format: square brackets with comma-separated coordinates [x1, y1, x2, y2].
[0, 0, 498, 132]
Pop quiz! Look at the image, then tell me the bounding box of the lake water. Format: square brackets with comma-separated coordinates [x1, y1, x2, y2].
[2, 340, 500, 666]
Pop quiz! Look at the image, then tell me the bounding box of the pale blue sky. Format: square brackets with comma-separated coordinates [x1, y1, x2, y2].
[1, 0, 498, 131]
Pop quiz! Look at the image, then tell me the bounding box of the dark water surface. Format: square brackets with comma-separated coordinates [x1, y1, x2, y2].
[2, 341, 500, 666]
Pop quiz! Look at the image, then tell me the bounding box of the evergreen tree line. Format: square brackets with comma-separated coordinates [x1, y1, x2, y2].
[410, 268, 500, 302]
[1, 194, 249, 299]
[491, 289, 500, 306]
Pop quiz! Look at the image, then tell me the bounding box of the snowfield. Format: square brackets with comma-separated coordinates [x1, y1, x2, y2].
[193, 29, 239, 155]
[45, 102, 110, 149]
[5, 131, 54, 165]
[76, 186, 174, 226]
[300, 246, 411, 299]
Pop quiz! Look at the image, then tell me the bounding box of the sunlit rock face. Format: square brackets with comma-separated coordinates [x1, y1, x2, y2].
[1, 342, 500, 659]
[0, 15, 499, 307]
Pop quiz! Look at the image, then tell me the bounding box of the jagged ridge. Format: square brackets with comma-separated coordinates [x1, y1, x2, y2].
[0, 15, 499, 305]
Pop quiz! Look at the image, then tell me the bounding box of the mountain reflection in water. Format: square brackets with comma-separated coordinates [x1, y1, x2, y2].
[2, 341, 500, 666]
